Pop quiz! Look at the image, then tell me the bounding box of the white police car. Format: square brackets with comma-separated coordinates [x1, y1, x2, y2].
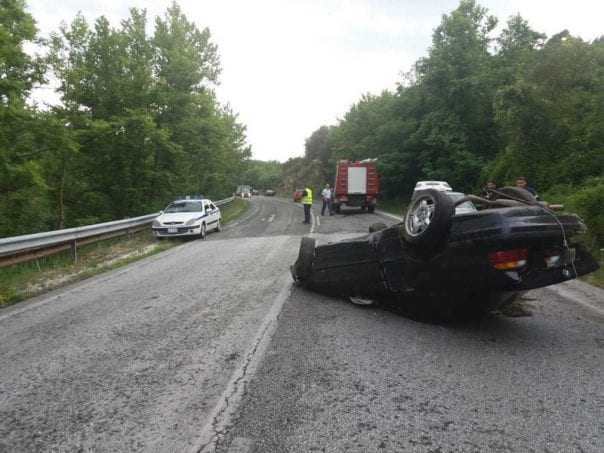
[152, 198, 221, 239]
[413, 181, 452, 192]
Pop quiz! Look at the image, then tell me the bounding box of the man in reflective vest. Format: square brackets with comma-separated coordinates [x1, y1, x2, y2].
[302, 187, 313, 224]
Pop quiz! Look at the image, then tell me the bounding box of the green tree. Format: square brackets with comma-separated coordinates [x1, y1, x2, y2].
[0, 0, 52, 236]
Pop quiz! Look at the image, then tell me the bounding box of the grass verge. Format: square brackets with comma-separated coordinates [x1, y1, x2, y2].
[0, 199, 250, 308]
[221, 197, 248, 223]
[378, 198, 407, 217]
[580, 265, 604, 289]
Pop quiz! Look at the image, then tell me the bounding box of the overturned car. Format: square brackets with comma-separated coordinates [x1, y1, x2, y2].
[291, 187, 599, 322]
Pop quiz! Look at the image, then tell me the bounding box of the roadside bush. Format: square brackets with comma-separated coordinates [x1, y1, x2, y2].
[546, 178, 604, 252]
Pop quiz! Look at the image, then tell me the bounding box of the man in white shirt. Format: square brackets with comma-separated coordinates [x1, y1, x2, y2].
[321, 184, 333, 216]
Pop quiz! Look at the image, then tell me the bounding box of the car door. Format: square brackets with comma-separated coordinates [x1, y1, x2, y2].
[209, 202, 219, 223]
[206, 200, 218, 226]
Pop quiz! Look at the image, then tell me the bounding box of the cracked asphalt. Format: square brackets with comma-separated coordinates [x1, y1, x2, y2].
[1, 196, 602, 452]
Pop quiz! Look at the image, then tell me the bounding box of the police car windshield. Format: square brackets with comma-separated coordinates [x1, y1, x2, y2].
[165, 201, 203, 213]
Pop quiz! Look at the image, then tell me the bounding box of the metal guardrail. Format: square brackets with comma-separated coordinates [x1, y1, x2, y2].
[0, 196, 235, 268]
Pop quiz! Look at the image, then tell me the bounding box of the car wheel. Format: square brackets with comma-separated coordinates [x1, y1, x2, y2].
[215, 219, 222, 232]
[367, 205, 375, 213]
[495, 186, 537, 204]
[200, 223, 207, 240]
[402, 189, 454, 248]
[369, 222, 387, 233]
[292, 237, 316, 282]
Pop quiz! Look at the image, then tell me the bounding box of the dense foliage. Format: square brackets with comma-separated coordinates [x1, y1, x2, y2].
[239, 160, 282, 192]
[285, 0, 603, 247]
[0, 1, 250, 237]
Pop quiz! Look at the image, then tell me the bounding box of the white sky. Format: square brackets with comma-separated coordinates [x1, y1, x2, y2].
[26, 0, 603, 162]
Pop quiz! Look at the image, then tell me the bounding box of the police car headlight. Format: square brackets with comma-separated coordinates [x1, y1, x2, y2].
[185, 218, 199, 226]
[152, 219, 161, 227]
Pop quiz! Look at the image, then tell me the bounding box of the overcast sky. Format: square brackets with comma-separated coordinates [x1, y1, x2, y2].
[26, 0, 603, 162]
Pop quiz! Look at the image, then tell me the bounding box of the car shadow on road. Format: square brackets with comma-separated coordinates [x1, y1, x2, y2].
[294, 286, 571, 353]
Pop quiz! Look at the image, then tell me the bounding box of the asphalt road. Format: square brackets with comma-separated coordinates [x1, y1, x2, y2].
[1, 196, 602, 453]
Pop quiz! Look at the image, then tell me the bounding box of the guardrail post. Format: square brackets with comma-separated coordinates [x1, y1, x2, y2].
[70, 240, 78, 263]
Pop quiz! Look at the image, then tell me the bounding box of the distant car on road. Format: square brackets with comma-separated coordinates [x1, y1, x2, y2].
[236, 185, 252, 198]
[152, 198, 221, 240]
[265, 189, 276, 196]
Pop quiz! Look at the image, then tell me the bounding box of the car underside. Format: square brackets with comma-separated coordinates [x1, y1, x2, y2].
[291, 188, 599, 322]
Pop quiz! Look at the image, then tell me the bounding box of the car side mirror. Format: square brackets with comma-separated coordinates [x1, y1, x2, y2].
[159, 210, 164, 215]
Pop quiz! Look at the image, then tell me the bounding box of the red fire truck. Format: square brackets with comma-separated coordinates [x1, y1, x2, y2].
[332, 159, 379, 213]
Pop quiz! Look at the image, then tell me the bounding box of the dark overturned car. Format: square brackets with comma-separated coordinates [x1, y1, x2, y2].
[291, 187, 599, 322]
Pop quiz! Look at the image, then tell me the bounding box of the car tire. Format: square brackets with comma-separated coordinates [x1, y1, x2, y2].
[369, 222, 387, 233]
[215, 219, 222, 232]
[293, 237, 316, 282]
[367, 205, 375, 213]
[402, 189, 454, 248]
[200, 223, 207, 240]
[495, 186, 537, 204]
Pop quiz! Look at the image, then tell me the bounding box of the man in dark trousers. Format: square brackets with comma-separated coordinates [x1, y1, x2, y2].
[321, 184, 333, 216]
[301, 186, 313, 224]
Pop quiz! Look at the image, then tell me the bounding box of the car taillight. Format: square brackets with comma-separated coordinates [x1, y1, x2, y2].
[488, 249, 528, 270]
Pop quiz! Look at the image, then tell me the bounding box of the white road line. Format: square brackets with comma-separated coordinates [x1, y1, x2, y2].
[267, 214, 275, 223]
[260, 218, 265, 222]
[316, 215, 321, 226]
[547, 284, 604, 317]
[375, 209, 403, 221]
[310, 210, 316, 234]
[189, 274, 293, 453]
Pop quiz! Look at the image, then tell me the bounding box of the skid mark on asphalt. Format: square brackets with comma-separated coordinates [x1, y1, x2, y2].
[189, 273, 293, 453]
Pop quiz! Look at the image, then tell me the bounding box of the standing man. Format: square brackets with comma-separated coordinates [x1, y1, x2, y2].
[515, 176, 538, 198]
[302, 186, 313, 224]
[481, 180, 498, 200]
[321, 184, 333, 216]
